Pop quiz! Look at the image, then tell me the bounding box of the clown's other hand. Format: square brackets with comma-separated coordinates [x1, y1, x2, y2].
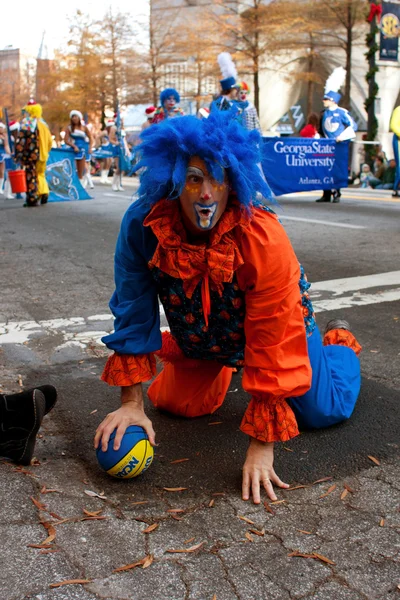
[242, 438, 289, 504]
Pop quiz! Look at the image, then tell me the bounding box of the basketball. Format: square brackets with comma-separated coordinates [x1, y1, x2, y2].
[96, 425, 154, 479]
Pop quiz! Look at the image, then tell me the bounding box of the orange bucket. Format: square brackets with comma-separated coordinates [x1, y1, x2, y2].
[8, 170, 27, 193]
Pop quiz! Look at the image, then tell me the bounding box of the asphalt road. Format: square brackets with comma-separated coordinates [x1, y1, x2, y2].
[1, 181, 400, 493]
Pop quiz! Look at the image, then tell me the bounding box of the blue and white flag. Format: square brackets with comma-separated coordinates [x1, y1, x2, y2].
[262, 137, 349, 196]
[46, 149, 93, 202]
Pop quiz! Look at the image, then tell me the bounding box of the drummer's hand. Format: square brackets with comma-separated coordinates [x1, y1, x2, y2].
[242, 438, 289, 504]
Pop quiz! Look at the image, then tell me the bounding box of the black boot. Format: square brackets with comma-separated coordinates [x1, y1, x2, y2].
[40, 194, 49, 205]
[35, 384, 57, 414]
[332, 189, 341, 203]
[316, 190, 332, 202]
[0, 389, 46, 465]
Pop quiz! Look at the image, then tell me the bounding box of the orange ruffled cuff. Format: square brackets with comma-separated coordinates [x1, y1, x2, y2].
[101, 353, 157, 386]
[240, 395, 300, 443]
[323, 329, 362, 356]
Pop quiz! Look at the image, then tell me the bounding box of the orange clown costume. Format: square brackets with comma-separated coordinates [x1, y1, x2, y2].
[101, 113, 361, 445]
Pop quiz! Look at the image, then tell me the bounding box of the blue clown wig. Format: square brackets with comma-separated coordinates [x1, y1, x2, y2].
[160, 88, 180, 105]
[134, 111, 273, 208]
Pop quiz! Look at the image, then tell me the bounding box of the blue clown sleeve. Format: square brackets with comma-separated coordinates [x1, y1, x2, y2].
[102, 202, 161, 355]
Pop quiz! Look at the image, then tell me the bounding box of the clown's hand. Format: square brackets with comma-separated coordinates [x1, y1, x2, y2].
[242, 438, 289, 504]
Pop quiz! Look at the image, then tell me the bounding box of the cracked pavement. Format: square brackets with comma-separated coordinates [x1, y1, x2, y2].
[1, 183, 399, 599]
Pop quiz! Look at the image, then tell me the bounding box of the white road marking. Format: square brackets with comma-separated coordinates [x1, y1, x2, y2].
[313, 288, 400, 313]
[279, 215, 366, 230]
[1, 271, 399, 347]
[311, 270, 400, 296]
[103, 193, 134, 200]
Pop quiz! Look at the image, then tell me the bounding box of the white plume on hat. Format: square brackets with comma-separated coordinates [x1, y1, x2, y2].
[324, 67, 346, 94]
[217, 52, 238, 80]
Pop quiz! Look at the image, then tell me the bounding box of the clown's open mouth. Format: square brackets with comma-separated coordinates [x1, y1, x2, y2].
[194, 203, 217, 228]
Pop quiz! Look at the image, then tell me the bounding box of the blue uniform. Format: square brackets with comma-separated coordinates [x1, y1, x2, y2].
[322, 107, 357, 139]
[69, 128, 90, 160]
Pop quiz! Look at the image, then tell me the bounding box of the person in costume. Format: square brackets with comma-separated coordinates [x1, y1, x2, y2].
[93, 119, 118, 185]
[64, 110, 93, 187]
[141, 106, 157, 131]
[300, 113, 321, 138]
[317, 67, 357, 203]
[389, 104, 400, 197]
[3, 120, 24, 200]
[14, 101, 52, 207]
[94, 113, 362, 504]
[211, 53, 239, 114]
[237, 82, 262, 133]
[0, 122, 11, 197]
[152, 89, 184, 124]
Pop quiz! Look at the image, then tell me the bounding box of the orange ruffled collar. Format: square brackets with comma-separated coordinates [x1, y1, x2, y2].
[143, 198, 251, 298]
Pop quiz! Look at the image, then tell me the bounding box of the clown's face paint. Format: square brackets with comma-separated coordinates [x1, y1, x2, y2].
[179, 157, 229, 235]
[165, 96, 176, 110]
[239, 90, 248, 101]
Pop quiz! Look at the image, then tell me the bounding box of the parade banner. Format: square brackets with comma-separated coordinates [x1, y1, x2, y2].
[380, 2, 400, 61]
[261, 138, 349, 196]
[45, 148, 93, 202]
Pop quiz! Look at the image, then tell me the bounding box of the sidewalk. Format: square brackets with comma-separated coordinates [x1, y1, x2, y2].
[1, 368, 399, 600]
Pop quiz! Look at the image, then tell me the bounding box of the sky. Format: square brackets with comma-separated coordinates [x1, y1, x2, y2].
[2, 0, 150, 57]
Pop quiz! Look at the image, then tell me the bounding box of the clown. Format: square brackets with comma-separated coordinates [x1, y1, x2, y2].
[95, 113, 361, 504]
[14, 101, 52, 207]
[236, 82, 262, 132]
[390, 104, 400, 197]
[152, 89, 184, 124]
[317, 67, 357, 203]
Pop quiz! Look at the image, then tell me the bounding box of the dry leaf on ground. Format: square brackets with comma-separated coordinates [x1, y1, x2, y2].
[184, 537, 195, 544]
[30, 496, 47, 511]
[344, 483, 355, 493]
[40, 486, 61, 494]
[270, 500, 286, 505]
[84, 490, 107, 500]
[167, 542, 205, 553]
[208, 499, 215, 508]
[340, 489, 349, 500]
[238, 516, 255, 525]
[283, 447, 294, 452]
[83, 509, 103, 517]
[319, 484, 337, 499]
[163, 487, 187, 492]
[264, 501, 275, 515]
[49, 579, 92, 588]
[249, 528, 265, 537]
[380, 518, 385, 527]
[131, 501, 149, 506]
[288, 551, 335, 565]
[368, 455, 380, 466]
[298, 530, 313, 535]
[170, 458, 190, 464]
[167, 509, 185, 514]
[28, 543, 54, 549]
[245, 532, 254, 542]
[113, 559, 146, 573]
[142, 554, 154, 569]
[286, 485, 307, 491]
[142, 523, 159, 534]
[312, 477, 333, 485]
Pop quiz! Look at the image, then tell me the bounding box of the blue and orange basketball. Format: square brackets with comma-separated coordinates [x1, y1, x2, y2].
[96, 425, 154, 479]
